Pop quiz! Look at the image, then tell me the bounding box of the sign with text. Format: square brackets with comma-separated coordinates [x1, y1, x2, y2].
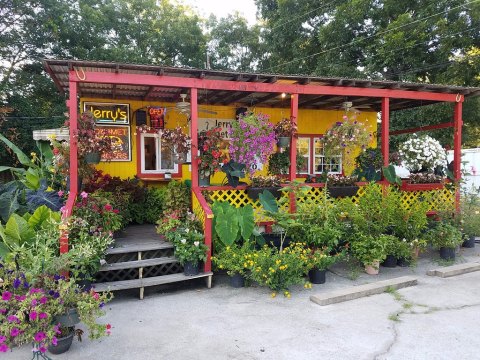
[198, 118, 234, 138]
[95, 125, 131, 161]
[84, 102, 130, 124]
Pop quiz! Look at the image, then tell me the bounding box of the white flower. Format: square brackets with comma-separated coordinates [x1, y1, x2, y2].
[185, 228, 190, 233]
[194, 241, 200, 246]
[181, 239, 187, 244]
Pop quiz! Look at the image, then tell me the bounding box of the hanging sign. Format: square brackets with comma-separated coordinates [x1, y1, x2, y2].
[148, 107, 166, 130]
[84, 102, 130, 124]
[198, 118, 233, 138]
[95, 125, 131, 161]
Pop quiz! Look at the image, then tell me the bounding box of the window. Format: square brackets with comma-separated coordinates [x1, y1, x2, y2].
[295, 136, 342, 175]
[139, 133, 178, 174]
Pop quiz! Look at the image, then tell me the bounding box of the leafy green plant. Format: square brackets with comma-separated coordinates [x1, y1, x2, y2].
[221, 160, 246, 187]
[163, 180, 190, 215]
[425, 222, 463, 249]
[211, 242, 254, 276]
[382, 165, 402, 186]
[353, 147, 383, 181]
[267, 150, 306, 176]
[307, 249, 343, 271]
[460, 187, 480, 238]
[173, 229, 208, 266]
[350, 234, 391, 266]
[144, 187, 167, 223]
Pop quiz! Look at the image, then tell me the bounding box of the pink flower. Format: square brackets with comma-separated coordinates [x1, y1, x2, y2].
[104, 204, 112, 211]
[39, 297, 48, 305]
[80, 191, 88, 199]
[51, 337, 58, 346]
[0, 335, 6, 343]
[29, 311, 38, 321]
[7, 315, 19, 323]
[1, 291, 12, 301]
[39, 312, 48, 319]
[34, 332, 46, 342]
[0, 308, 6, 314]
[0, 344, 9, 352]
[57, 190, 64, 197]
[10, 328, 19, 337]
[39, 346, 47, 353]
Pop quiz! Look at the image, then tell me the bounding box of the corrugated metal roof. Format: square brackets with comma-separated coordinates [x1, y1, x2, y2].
[44, 59, 480, 112]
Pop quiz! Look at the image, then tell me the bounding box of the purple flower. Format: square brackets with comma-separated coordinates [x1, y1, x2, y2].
[39, 297, 48, 305]
[39, 346, 47, 353]
[14, 295, 26, 302]
[39, 312, 48, 320]
[0, 336, 5, 344]
[10, 328, 19, 337]
[23, 281, 29, 289]
[99, 302, 105, 308]
[0, 344, 8, 352]
[1, 292, 11, 301]
[0, 308, 6, 314]
[29, 311, 38, 321]
[7, 315, 19, 323]
[34, 332, 46, 342]
[31, 299, 38, 306]
[51, 337, 58, 346]
[13, 278, 21, 289]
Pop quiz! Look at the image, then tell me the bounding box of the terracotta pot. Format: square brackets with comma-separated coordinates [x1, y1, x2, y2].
[365, 261, 380, 275]
[411, 246, 420, 259]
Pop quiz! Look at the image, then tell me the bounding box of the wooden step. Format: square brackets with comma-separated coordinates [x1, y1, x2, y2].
[99, 257, 179, 271]
[106, 241, 173, 255]
[92, 272, 213, 292]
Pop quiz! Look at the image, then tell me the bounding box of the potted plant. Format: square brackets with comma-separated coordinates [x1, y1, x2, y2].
[247, 175, 282, 200]
[350, 234, 389, 275]
[325, 174, 359, 198]
[306, 249, 342, 284]
[268, 150, 306, 176]
[73, 111, 114, 164]
[381, 235, 401, 268]
[172, 228, 209, 275]
[198, 127, 228, 186]
[212, 242, 253, 288]
[460, 188, 480, 248]
[353, 147, 383, 181]
[274, 117, 297, 148]
[227, 111, 276, 181]
[398, 134, 446, 174]
[425, 221, 463, 260]
[221, 160, 247, 188]
[162, 127, 191, 163]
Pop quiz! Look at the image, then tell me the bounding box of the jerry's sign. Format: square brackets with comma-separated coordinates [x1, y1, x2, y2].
[83, 102, 130, 124]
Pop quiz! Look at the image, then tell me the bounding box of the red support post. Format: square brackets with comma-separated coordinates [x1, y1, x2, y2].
[289, 94, 299, 213]
[453, 101, 463, 213]
[190, 88, 198, 188]
[381, 98, 390, 168]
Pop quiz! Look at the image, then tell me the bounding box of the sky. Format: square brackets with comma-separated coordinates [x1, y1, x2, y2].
[181, 0, 258, 24]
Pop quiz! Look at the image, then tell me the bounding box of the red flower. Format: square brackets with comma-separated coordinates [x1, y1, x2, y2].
[104, 204, 112, 211]
[106, 324, 111, 330]
[113, 209, 119, 214]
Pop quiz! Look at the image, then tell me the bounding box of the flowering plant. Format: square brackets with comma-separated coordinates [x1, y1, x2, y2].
[274, 117, 298, 138]
[73, 191, 123, 233]
[162, 127, 191, 157]
[250, 175, 281, 187]
[326, 174, 358, 186]
[211, 242, 253, 276]
[321, 115, 371, 168]
[306, 249, 342, 270]
[71, 112, 114, 160]
[228, 112, 276, 176]
[198, 127, 228, 178]
[49, 135, 70, 180]
[408, 173, 444, 184]
[398, 134, 446, 173]
[173, 228, 208, 266]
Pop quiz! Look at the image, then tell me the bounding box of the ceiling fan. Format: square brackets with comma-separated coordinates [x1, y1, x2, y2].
[168, 93, 217, 116]
[334, 100, 370, 113]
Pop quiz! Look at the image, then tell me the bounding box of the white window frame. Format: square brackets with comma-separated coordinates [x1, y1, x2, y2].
[313, 137, 342, 174]
[140, 133, 178, 174]
[296, 136, 311, 175]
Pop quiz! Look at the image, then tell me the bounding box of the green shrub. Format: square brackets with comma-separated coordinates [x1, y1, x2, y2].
[144, 187, 166, 223]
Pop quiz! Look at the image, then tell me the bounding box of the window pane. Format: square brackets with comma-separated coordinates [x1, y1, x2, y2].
[296, 137, 310, 174]
[160, 145, 175, 170]
[144, 137, 157, 170]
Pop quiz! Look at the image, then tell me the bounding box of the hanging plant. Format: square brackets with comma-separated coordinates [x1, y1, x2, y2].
[162, 127, 191, 157]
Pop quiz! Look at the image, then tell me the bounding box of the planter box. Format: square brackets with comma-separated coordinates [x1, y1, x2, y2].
[401, 182, 444, 191]
[247, 187, 282, 200]
[327, 186, 359, 198]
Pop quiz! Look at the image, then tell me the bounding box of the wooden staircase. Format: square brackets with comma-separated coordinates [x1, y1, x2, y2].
[92, 225, 212, 299]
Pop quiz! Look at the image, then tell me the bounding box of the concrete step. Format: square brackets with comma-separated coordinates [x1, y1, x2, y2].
[92, 272, 213, 292]
[99, 257, 178, 271]
[427, 262, 480, 278]
[310, 276, 418, 306]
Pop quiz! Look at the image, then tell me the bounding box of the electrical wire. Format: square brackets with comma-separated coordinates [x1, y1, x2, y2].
[265, 0, 480, 72]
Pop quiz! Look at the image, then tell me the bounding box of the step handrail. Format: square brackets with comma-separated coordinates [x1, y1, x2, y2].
[192, 187, 213, 273]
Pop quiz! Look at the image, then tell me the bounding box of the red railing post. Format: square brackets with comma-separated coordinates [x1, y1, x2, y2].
[190, 88, 199, 188]
[289, 94, 299, 213]
[453, 100, 463, 213]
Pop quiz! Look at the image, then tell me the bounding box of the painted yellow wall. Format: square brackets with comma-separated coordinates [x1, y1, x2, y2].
[80, 97, 377, 183]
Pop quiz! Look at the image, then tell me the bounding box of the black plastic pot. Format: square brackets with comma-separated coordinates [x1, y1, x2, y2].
[440, 247, 456, 260]
[54, 308, 80, 327]
[230, 272, 245, 288]
[397, 257, 410, 267]
[183, 261, 200, 276]
[462, 236, 476, 248]
[327, 186, 359, 198]
[381, 254, 397, 268]
[247, 187, 282, 200]
[47, 328, 75, 355]
[308, 268, 326, 284]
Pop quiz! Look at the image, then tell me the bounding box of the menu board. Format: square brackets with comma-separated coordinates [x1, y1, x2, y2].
[95, 125, 131, 161]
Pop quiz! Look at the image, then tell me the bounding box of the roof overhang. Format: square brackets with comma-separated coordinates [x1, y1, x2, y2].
[44, 59, 480, 112]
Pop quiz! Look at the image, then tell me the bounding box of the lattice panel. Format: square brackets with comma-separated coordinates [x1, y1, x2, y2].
[142, 263, 183, 278]
[400, 188, 454, 212]
[192, 192, 206, 231]
[142, 248, 174, 260]
[95, 268, 139, 283]
[207, 189, 290, 223]
[105, 252, 137, 264]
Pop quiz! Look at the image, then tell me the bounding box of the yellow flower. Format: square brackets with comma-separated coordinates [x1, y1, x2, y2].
[284, 291, 290, 298]
[279, 265, 285, 271]
[275, 259, 281, 265]
[243, 262, 248, 268]
[219, 265, 224, 269]
[226, 246, 230, 251]
[30, 152, 37, 157]
[271, 292, 277, 298]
